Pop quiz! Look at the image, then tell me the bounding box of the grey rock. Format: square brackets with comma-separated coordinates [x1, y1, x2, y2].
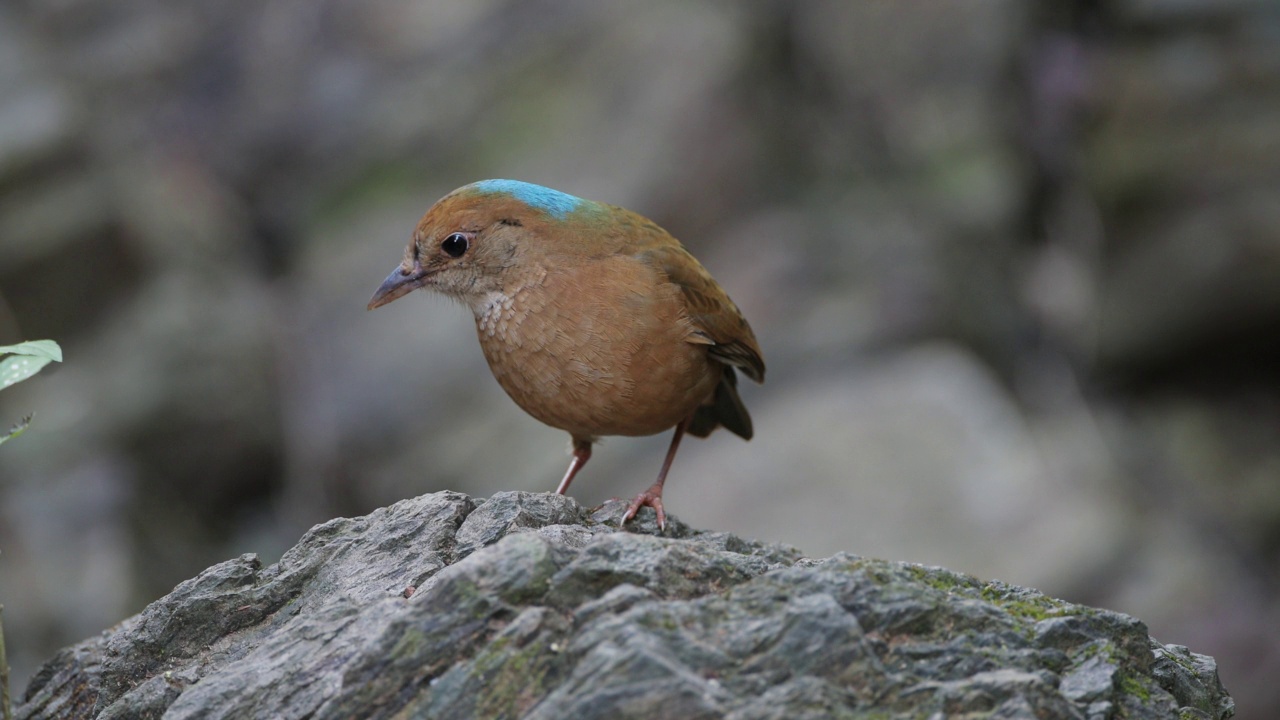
[1151, 644, 1236, 720]
[453, 491, 587, 559]
[1061, 654, 1119, 703]
[16, 491, 1233, 719]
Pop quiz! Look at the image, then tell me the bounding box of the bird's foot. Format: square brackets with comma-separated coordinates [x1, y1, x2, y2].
[622, 484, 667, 530]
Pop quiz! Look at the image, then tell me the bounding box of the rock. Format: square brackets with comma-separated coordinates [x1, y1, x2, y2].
[16, 491, 1233, 719]
[1151, 644, 1235, 720]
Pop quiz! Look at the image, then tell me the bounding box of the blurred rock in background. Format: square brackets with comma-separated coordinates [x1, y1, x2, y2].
[0, 0, 1277, 714]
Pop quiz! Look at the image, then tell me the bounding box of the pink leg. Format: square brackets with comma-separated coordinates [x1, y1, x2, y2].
[623, 418, 688, 530]
[555, 437, 593, 495]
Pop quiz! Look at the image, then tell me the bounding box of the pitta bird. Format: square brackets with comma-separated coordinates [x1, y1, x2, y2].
[368, 180, 764, 529]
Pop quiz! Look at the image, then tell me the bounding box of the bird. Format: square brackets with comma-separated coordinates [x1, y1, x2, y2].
[367, 179, 764, 529]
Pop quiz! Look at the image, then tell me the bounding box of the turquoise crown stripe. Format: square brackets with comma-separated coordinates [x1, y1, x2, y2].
[471, 179, 584, 219]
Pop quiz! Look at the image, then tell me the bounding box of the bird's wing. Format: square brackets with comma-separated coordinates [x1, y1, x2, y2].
[634, 239, 765, 383]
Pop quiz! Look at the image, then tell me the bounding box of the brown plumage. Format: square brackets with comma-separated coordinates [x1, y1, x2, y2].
[368, 179, 764, 528]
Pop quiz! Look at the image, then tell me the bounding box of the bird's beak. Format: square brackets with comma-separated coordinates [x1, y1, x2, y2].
[367, 264, 429, 310]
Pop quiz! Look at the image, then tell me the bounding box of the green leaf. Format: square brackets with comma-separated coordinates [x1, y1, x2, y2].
[0, 339, 62, 363]
[0, 355, 53, 389]
[0, 414, 33, 446]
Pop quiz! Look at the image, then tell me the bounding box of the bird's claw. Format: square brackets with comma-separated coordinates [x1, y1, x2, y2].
[622, 486, 667, 530]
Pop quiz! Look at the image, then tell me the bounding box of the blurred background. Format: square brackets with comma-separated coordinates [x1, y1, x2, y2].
[1, 0, 1277, 714]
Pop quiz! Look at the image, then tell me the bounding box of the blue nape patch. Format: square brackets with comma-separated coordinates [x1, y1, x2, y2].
[471, 179, 584, 219]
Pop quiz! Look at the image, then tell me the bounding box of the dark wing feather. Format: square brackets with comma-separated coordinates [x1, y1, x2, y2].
[686, 367, 753, 439]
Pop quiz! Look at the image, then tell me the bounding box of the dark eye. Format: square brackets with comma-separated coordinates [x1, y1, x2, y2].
[441, 233, 469, 258]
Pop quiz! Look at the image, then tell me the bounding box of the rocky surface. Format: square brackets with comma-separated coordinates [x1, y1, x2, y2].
[17, 491, 1232, 719]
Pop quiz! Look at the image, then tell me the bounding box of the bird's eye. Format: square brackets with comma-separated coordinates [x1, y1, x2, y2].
[441, 233, 469, 258]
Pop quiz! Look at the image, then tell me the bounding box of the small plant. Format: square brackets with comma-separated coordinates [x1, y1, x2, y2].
[1, 339, 63, 445]
[0, 339, 62, 719]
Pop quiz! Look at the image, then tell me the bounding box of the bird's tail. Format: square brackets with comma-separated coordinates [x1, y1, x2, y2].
[686, 366, 753, 440]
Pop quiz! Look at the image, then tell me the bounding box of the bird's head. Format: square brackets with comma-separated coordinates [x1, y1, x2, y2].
[367, 179, 595, 314]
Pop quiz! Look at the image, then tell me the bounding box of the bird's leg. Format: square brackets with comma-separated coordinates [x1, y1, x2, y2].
[555, 437, 593, 495]
[623, 418, 688, 530]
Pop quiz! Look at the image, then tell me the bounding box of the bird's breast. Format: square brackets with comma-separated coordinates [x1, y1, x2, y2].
[473, 258, 718, 439]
